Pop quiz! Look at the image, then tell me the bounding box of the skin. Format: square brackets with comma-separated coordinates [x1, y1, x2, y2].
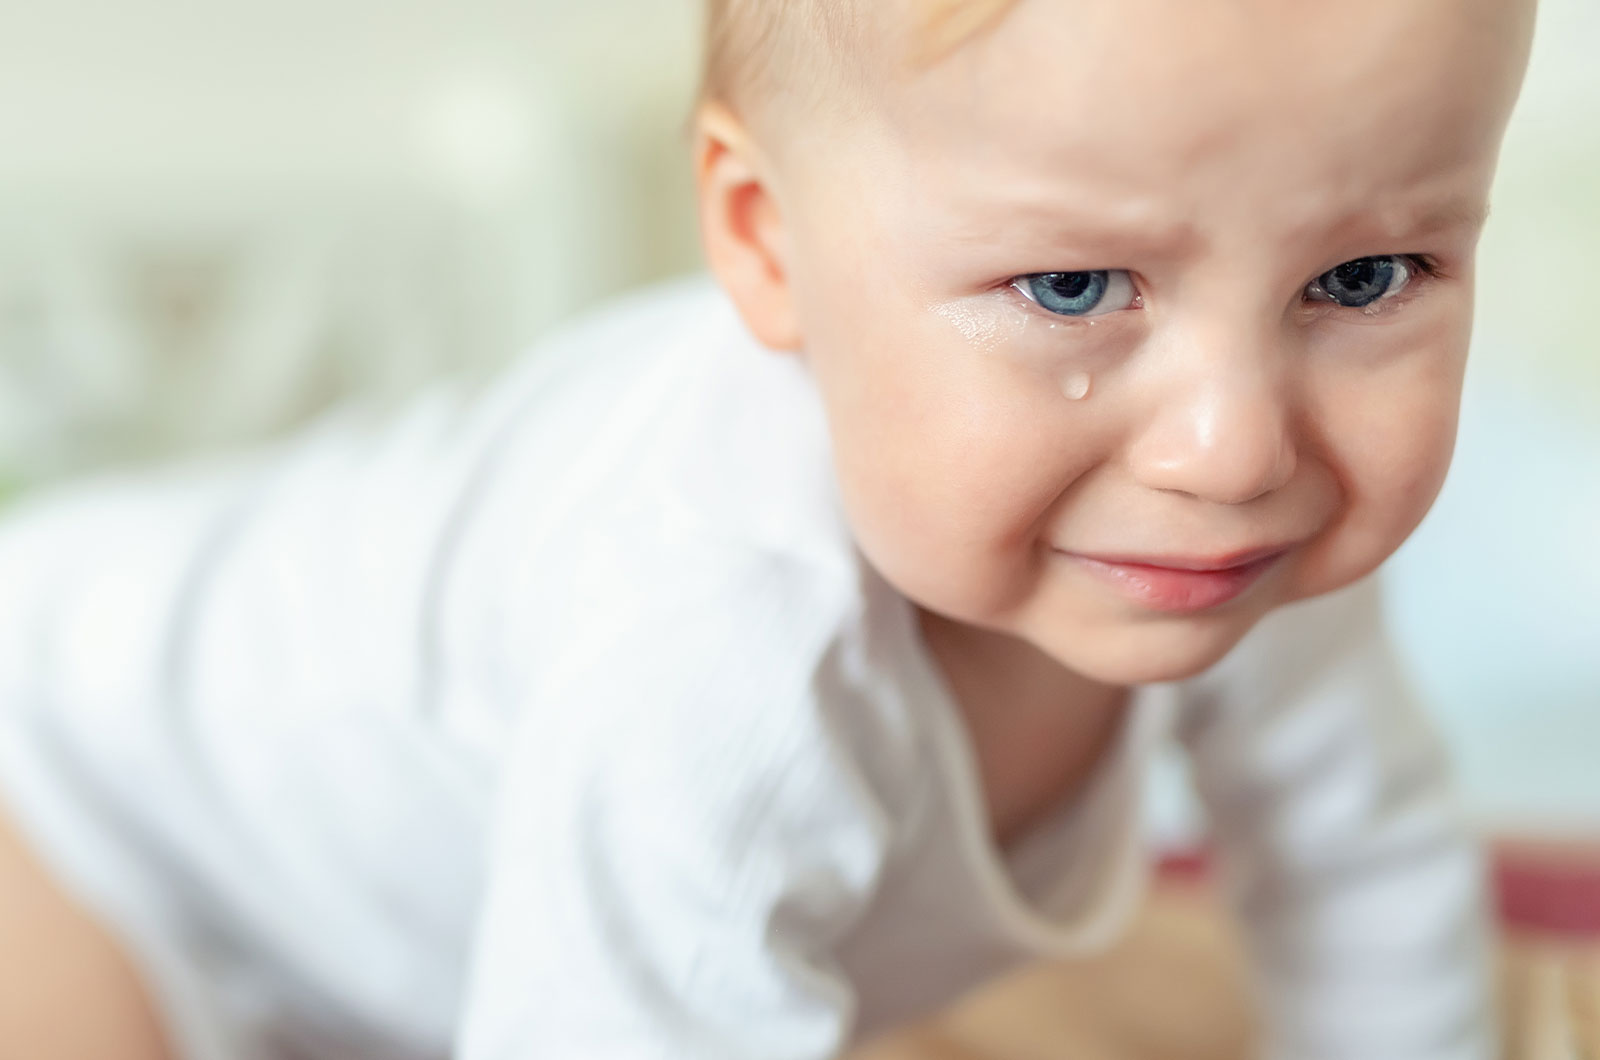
[697, 0, 1535, 841]
[0, 809, 173, 1059]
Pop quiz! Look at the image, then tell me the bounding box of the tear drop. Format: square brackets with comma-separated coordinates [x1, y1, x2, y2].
[1062, 372, 1092, 401]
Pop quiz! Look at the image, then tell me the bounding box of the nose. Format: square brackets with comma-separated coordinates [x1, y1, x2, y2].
[1127, 343, 1298, 506]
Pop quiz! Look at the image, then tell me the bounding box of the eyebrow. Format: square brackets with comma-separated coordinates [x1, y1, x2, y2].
[942, 200, 1205, 258]
[1317, 197, 1492, 245]
[1397, 200, 1491, 237]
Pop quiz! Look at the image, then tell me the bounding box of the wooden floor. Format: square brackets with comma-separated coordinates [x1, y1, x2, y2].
[851, 886, 1257, 1060]
[852, 884, 1600, 1060]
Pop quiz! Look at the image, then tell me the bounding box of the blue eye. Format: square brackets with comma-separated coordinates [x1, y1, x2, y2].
[1014, 270, 1138, 317]
[1307, 255, 1413, 308]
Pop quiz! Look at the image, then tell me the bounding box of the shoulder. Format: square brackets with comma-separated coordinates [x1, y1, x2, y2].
[532, 521, 862, 727]
[474, 274, 863, 662]
[529, 274, 853, 565]
[455, 277, 919, 770]
[509, 515, 931, 832]
[466, 272, 849, 554]
[491, 536, 909, 904]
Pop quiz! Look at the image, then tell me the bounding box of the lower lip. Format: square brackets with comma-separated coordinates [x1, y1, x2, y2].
[1063, 552, 1285, 614]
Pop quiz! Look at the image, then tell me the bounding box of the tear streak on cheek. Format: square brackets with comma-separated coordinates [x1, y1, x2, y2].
[928, 295, 1106, 405]
[928, 296, 1027, 356]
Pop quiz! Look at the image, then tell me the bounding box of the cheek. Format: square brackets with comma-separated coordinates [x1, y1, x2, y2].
[1344, 392, 1459, 524]
[1306, 330, 1468, 585]
[806, 297, 1098, 619]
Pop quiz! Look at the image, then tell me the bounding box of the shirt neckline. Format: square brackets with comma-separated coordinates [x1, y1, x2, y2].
[889, 587, 1180, 955]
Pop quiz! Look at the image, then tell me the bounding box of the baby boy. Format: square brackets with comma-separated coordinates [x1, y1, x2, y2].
[0, 0, 1535, 1058]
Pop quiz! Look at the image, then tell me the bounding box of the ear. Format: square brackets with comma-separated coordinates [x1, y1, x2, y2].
[693, 102, 803, 353]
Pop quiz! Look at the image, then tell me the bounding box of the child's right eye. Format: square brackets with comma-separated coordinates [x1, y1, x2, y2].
[1013, 271, 1139, 318]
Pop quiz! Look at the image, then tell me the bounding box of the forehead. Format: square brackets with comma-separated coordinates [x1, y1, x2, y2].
[859, 0, 1529, 242]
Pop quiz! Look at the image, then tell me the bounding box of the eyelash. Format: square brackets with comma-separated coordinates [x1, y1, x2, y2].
[1396, 253, 1442, 279]
[1305, 254, 1443, 316]
[1006, 254, 1445, 320]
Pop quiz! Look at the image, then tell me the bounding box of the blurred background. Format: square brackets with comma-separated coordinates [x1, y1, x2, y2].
[0, 0, 1594, 836]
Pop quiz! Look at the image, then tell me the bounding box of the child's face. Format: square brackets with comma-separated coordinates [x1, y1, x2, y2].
[709, 0, 1533, 686]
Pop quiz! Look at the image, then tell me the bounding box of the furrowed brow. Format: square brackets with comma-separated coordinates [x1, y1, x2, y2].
[1370, 198, 1492, 241]
[944, 197, 1204, 260]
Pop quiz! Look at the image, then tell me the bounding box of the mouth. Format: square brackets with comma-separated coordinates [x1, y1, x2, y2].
[1056, 545, 1292, 614]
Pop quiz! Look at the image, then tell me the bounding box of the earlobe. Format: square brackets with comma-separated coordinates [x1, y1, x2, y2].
[693, 104, 804, 353]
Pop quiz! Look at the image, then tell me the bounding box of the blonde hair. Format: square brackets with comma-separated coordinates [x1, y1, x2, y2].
[700, 0, 1020, 112]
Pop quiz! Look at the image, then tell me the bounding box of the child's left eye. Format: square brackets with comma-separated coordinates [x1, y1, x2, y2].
[1305, 255, 1423, 309]
[1012, 270, 1139, 318]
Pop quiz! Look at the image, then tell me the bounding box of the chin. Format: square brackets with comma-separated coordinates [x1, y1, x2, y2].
[1036, 613, 1263, 687]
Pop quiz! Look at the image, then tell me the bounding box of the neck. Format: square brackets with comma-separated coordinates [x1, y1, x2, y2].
[918, 608, 1130, 848]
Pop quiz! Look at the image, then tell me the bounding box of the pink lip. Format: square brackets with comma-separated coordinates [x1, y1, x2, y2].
[1059, 546, 1290, 613]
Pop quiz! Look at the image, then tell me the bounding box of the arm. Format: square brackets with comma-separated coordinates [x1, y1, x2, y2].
[1180, 577, 1496, 1060]
[456, 546, 896, 1060]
